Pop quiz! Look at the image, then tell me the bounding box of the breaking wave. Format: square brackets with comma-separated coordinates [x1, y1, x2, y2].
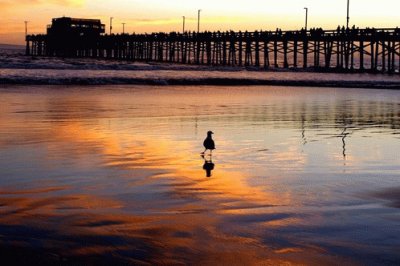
[2, 76, 400, 89]
[1, 49, 400, 89]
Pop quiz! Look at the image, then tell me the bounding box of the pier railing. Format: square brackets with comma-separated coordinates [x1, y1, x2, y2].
[26, 27, 400, 73]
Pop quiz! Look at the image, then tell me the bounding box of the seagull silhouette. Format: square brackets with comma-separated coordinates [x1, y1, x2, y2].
[202, 131, 215, 155]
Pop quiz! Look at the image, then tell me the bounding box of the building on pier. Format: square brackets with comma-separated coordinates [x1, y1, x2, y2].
[45, 17, 105, 56]
[47, 17, 105, 38]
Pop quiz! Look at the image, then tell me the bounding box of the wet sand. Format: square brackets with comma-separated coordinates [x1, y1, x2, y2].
[0, 85, 399, 265]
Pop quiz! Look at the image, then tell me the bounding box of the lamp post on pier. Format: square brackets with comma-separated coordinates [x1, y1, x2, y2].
[346, 0, 350, 28]
[182, 16, 185, 33]
[24, 21, 28, 38]
[304, 7, 308, 31]
[197, 9, 201, 33]
[110, 17, 113, 35]
[122, 22, 126, 34]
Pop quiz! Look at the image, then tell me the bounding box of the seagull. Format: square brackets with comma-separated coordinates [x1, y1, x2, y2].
[202, 131, 215, 155]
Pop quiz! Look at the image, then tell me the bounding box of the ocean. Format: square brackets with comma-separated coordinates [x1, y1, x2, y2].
[1, 47, 400, 265]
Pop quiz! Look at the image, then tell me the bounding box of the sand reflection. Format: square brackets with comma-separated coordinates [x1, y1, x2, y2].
[0, 86, 399, 264]
[0, 118, 317, 264]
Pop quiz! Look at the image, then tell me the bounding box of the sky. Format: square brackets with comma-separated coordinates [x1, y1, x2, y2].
[0, 0, 400, 44]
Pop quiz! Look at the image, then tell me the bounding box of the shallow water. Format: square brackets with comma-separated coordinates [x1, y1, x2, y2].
[0, 85, 399, 265]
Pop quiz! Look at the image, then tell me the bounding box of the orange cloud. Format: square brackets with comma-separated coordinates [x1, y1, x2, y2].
[0, 0, 84, 8]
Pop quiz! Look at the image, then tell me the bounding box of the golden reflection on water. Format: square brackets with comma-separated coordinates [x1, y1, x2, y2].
[0, 86, 400, 264]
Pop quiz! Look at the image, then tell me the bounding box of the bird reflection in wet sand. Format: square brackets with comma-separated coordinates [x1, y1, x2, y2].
[202, 154, 215, 177]
[201, 131, 215, 155]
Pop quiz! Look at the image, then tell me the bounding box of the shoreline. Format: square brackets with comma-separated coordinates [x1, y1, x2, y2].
[2, 77, 400, 89]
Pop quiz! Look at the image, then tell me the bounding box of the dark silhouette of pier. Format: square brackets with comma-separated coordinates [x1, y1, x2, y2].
[26, 18, 400, 73]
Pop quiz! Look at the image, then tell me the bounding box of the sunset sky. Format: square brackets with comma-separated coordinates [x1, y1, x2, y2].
[1, 0, 399, 44]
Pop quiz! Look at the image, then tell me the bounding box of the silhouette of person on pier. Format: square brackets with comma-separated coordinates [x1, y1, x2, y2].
[201, 131, 215, 155]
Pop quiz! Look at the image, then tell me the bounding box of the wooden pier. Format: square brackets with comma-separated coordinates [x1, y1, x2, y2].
[26, 27, 400, 73]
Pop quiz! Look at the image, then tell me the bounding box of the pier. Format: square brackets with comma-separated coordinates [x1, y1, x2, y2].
[26, 26, 400, 73]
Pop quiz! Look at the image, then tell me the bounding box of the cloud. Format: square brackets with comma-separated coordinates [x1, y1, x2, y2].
[0, 0, 84, 9]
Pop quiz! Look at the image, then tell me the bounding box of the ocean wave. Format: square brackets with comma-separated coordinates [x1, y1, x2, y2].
[2, 76, 400, 89]
[1, 51, 400, 89]
[0, 51, 247, 72]
[1, 51, 397, 74]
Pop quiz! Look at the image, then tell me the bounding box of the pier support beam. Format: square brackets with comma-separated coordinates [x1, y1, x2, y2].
[25, 28, 400, 74]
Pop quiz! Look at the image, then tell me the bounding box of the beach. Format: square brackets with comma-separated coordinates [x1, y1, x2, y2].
[1, 78, 400, 264]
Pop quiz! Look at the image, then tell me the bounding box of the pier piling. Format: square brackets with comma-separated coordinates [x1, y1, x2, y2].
[26, 27, 400, 73]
